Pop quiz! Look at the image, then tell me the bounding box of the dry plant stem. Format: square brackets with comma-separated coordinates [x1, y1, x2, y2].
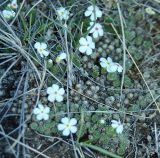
[35, 60, 47, 106]
[0, 125, 16, 157]
[110, 23, 160, 113]
[34, 140, 61, 158]
[117, 1, 126, 106]
[154, 123, 159, 157]
[0, 130, 50, 158]
[64, 20, 79, 158]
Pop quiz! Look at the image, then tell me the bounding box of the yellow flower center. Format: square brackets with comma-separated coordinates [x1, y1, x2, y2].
[65, 124, 71, 129]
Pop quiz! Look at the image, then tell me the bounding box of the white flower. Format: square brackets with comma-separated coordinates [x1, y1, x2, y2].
[34, 42, 49, 58]
[111, 120, 123, 134]
[100, 57, 117, 73]
[47, 84, 65, 102]
[33, 104, 50, 121]
[48, 59, 53, 64]
[58, 117, 77, 136]
[84, 5, 102, 21]
[100, 57, 123, 73]
[8, 0, 18, 9]
[57, 7, 69, 20]
[145, 7, 155, 15]
[79, 36, 95, 55]
[2, 10, 15, 19]
[87, 22, 104, 39]
[56, 52, 67, 63]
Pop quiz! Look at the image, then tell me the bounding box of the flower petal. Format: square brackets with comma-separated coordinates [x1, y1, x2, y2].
[47, 87, 54, 94]
[44, 107, 50, 113]
[86, 47, 93, 55]
[79, 37, 87, 45]
[38, 104, 44, 110]
[36, 114, 43, 121]
[58, 124, 65, 131]
[84, 10, 91, 17]
[63, 129, 70, 136]
[58, 88, 65, 95]
[41, 43, 47, 49]
[69, 118, 77, 125]
[93, 31, 98, 39]
[42, 50, 49, 57]
[79, 46, 87, 53]
[56, 95, 63, 102]
[34, 42, 40, 49]
[48, 94, 55, 102]
[70, 126, 77, 134]
[33, 108, 40, 114]
[52, 84, 59, 91]
[100, 62, 107, 68]
[116, 125, 123, 134]
[43, 114, 49, 120]
[61, 117, 69, 124]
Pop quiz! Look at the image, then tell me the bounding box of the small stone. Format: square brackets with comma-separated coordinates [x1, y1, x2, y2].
[75, 84, 81, 89]
[102, 44, 107, 49]
[127, 93, 134, 99]
[74, 96, 79, 101]
[124, 98, 129, 104]
[87, 63, 92, 69]
[116, 48, 122, 53]
[90, 86, 96, 91]
[105, 39, 110, 44]
[86, 80, 92, 85]
[97, 47, 103, 53]
[82, 56, 88, 62]
[108, 45, 114, 51]
[86, 90, 92, 96]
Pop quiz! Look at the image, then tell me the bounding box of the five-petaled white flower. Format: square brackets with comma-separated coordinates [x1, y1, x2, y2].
[57, 7, 69, 20]
[145, 7, 155, 15]
[2, 10, 15, 19]
[79, 36, 95, 55]
[111, 120, 123, 134]
[58, 117, 77, 136]
[100, 57, 117, 73]
[87, 22, 104, 39]
[56, 52, 67, 63]
[84, 5, 102, 21]
[47, 84, 65, 102]
[100, 57, 123, 73]
[8, 0, 18, 9]
[34, 42, 49, 58]
[33, 104, 50, 121]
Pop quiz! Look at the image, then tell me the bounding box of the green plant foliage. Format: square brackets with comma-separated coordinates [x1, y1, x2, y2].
[72, 54, 81, 68]
[107, 73, 119, 81]
[124, 76, 132, 88]
[125, 30, 136, 41]
[91, 65, 99, 78]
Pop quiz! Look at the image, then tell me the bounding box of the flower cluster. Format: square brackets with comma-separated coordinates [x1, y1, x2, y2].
[32, 4, 125, 138]
[79, 5, 103, 55]
[100, 57, 123, 73]
[2, 0, 18, 20]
